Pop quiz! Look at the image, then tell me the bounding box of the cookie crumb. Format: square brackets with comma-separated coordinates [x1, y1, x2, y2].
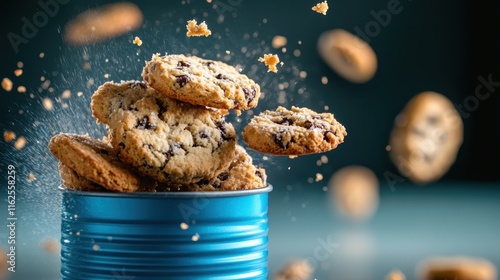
[14, 69, 23, 77]
[39, 52, 45, 58]
[39, 238, 59, 254]
[186, 19, 212, 37]
[289, 155, 298, 159]
[61, 90, 71, 99]
[14, 136, 27, 150]
[17, 61, 24, 68]
[191, 233, 200, 241]
[272, 35, 288, 49]
[133, 36, 143, 46]
[77, 91, 83, 97]
[315, 173, 323, 182]
[236, 110, 242, 116]
[321, 76, 328, 84]
[385, 144, 391, 151]
[28, 173, 36, 182]
[92, 244, 100, 251]
[312, 1, 329, 15]
[258, 54, 280, 73]
[17, 86, 26, 93]
[2, 78, 13, 92]
[180, 222, 189, 230]
[43, 98, 54, 110]
[386, 270, 405, 280]
[4, 131, 16, 142]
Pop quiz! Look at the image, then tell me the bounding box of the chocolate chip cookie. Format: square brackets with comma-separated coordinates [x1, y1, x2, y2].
[58, 162, 106, 192]
[177, 145, 267, 191]
[242, 106, 347, 155]
[416, 256, 497, 280]
[389, 91, 464, 184]
[142, 54, 261, 110]
[48, 133, 155, 192]
[91, 81, 237, 184]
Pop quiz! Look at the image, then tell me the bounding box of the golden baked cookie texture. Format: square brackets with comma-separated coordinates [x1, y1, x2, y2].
[58, 162, 107, 192]
[242, 106, 347, 156]
[142, 54, 261, 110]
[91, 80, 237, 185]
[48, 133, 156, 192]
[176, 145, 267, 191]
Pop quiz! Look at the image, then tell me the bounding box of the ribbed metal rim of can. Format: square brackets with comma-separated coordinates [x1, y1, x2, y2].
[58, 184, 273, 198]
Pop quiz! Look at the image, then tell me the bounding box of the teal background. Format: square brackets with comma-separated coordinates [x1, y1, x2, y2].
[0, 0, 499, 279]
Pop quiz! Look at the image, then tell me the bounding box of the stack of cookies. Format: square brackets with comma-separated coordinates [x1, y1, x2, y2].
[49, 53, 347, 192]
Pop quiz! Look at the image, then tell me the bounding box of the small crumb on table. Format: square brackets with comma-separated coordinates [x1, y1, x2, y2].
[312, 1, 329, 15]
[186, 19, 212, 37]
[258, 54, 280, 73]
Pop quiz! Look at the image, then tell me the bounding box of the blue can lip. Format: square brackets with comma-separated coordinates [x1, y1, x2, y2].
[58, 184, 273, 198]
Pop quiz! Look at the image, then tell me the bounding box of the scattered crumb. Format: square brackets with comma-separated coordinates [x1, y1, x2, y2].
[43, 98, 54, 110]
[180, 222, 189, 230]
[191, 233, 200, 241]
[39, 52, 45, 58]
[315, 173, 324, 182]
[272, 35, 288, 49]
[28, 173, 36, 182]
[17, 61, 24, 68]
[207, 0, 212, 3]
[186, 19, 212, 37]
[289, 155, 298, 159]
[17, 86, 26, 93]
[321, 155, 328, 164]
[39, 238, 60, 254]
[132, 36, 143, 46]
[61, 90, 71, 99]
[236, 110, 242, 116]
[4, 131, 16, 142]
[14, 69, 23, 77]
[77, 91, 83, 97]
[299, 71, 307, 79]
[2, 78, 13, 92]
[92, 244, 100, 251]
[274, 259, 314, 280]
[104, 73, 110, 79]
[321, 76, 328, 84]
[258, 54, 280, 73]
[312, 1, 329, 15]
[263, 156, 269, 161]
[386, 270, 405, 280]
[14, 136, 27, 150]
[385, 145, 391, 151]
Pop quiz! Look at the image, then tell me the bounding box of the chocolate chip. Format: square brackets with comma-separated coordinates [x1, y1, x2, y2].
[118, 142, 125, 149]
[215, 73, 226, 80]
[278, 118, 293, 126]
[177, 61, 191, 68]
[203, 61, 214, 67]
[163, 146, 174, 162]
[323, 130, 334, 142]
[216, 121, 232, 141]
[137, 116, 156, 130]
[217, 171, 229, 182]
[255, 169, 265, 183]
[156, 100, 168, 116]
[243, 86, 256, 103]
[273, 132, 288, 149]
[304, 120, 315, 129]
[129, 81, 147, 89]
[199, 131, 209, 139]
[175, 75, 191, 88]
[99, 149, 110, 155]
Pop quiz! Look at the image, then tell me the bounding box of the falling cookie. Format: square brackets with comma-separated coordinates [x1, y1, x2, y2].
[416, 256, 497, 280]
[242, 106, 346, 156]
[63, 2, 143, 45]
[142, 54, 261, 110]
[389, 91, 464, 184]
[317, 29, 377, 83]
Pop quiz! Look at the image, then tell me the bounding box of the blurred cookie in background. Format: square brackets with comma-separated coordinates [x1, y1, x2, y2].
[39, 237, 61, 255]
[63, 2, 143, 45]
[416, 256, 497, 280]
[317, 28, 377, 83]
[386, 269, 406, 280]
[329, 165, 379, 221]
[389, 91, 464, 184]
[273, 259, 314, 280]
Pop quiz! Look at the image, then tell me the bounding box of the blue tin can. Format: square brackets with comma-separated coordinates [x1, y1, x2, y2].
[59, 185, 272, 279]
